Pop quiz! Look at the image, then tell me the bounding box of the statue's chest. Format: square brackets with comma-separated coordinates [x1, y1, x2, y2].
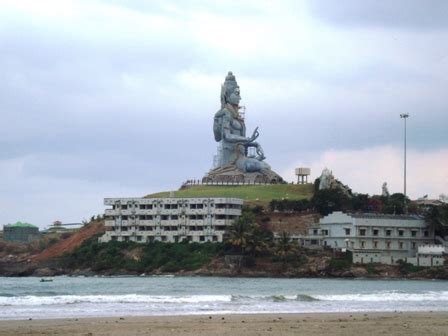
[231, 119, 243, 131]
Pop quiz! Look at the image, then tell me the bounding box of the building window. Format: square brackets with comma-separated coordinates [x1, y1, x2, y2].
[399, 242, 404, 249]
[361, 241, 366, 248]
[121, 227, 128, 231]
[398, 230, 404, 237]
[190, 204, 204, 209]
[386, 241, 391, 249]
[313, 229, 318, 235]
[412, 242, 417, 249]
[386, 229, 392, 236]
[373, 229, 379, 236]
[321, 229, 328, 235]
[424, 230, 429, 237]
[164, 204, 178, 209]
[199, 236, 205, 242]
[359, 229, 366, 236]
[373, 241, 378, 248]
[411, 231, 417, 237]
[344, 228, 351, 235]
[121, 205, 128, 210]
[136, 236, 142, 242]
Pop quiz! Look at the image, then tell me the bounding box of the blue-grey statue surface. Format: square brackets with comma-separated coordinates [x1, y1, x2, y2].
[203, 72, 283, 184]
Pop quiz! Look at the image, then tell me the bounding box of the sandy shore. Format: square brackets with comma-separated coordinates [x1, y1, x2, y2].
[0, 312, 446, 336]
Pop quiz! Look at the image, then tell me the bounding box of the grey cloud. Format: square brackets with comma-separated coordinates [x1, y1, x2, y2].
[307, 0, 448, 29]
[0, 1, 447, 227]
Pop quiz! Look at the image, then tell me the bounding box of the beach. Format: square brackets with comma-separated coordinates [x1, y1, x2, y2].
[0, 312, 447, 336]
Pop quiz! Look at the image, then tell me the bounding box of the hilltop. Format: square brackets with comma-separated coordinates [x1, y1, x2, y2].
[145, 184, 314, 206]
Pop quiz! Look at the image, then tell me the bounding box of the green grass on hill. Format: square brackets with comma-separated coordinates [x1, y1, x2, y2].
[145, 184, 314, 206]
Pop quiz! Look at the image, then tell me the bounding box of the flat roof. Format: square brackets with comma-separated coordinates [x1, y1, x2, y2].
[5, 221, 38, 228]
[349, 213, 423, 220]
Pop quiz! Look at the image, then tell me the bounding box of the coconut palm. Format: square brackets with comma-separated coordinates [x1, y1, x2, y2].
[228, 213, 254, 256]
[275, 231, 298, 267]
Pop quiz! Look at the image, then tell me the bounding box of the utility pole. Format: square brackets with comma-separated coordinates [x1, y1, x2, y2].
[400, 113, 409, 214]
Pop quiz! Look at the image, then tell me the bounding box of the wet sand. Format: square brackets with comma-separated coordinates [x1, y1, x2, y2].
[0, 312, 446, 336]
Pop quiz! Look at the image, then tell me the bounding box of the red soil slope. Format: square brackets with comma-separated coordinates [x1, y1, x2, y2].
[268, 212, 321, 234]
[33, 221, 105, 262]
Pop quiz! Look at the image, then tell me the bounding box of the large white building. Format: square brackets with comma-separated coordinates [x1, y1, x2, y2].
[99, 197, 243, 243]
[307, 211, 442, 266]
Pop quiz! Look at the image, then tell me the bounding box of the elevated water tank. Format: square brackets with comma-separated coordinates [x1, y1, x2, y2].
[295, 167, 310, 184]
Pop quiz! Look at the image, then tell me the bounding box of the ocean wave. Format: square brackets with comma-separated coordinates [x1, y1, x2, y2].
[295, 294, 319, 302]
[314, 291, 448, 302]
[2, 291, 447, 307]
[0, 294, 232, 306]
[231, 294, 319, 302]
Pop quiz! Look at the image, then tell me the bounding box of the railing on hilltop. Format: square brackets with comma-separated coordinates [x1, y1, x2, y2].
[181, 180, 279, 188]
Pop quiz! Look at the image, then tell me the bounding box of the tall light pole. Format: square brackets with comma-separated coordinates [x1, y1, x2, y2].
[400, 113, 409, 214]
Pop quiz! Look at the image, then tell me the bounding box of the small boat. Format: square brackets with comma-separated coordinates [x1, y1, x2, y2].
[40, 278, 53, 282]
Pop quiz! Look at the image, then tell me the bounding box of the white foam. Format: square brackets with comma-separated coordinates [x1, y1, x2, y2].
[314, 291, 448, 302]
[0, 294, 233, 306]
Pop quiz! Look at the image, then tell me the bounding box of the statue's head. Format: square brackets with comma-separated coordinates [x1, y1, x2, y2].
[221, 71, 241, 107]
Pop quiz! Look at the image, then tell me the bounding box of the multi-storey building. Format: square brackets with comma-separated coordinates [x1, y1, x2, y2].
[307, 211, 439, 265]
[99, 197, 243, 243]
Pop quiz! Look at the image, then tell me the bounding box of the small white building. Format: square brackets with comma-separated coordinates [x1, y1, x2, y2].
[413, 245, 447, 267]
[99, 197, 243, 243]
[307, 211, 441, 266]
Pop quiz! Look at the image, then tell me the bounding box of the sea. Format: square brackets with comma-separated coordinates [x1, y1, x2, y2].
[0, 276, 447, 320]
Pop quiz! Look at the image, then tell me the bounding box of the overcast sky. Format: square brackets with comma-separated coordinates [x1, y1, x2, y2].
[1, 0, 447, 228]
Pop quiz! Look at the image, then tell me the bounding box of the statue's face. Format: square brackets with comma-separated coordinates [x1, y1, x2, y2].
[228, 87, 241, 105]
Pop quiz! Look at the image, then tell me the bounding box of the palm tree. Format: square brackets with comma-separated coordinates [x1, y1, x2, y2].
[228, 214, 254, 256]
[275, 231, 298, 268]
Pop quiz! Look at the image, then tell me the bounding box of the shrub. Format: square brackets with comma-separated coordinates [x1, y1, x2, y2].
[328, 258, 351, 270]
[60, 238, 223, 273]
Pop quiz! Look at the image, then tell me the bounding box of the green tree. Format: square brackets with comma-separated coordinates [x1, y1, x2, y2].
[274, 231, 298, 267]
[228, 211, 256, 255]
[312, 188, 350, 215]
[426, 204, 448, 237]
[382, 193, 410, 215]
[227, 208, 273, 258]
[351, 193, 370, 212]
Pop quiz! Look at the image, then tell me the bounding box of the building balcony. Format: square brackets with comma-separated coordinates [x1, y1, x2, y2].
[104, 220, 115, 227]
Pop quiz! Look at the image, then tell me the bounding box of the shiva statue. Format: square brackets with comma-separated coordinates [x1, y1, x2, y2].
[203, 72, 283, 184]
